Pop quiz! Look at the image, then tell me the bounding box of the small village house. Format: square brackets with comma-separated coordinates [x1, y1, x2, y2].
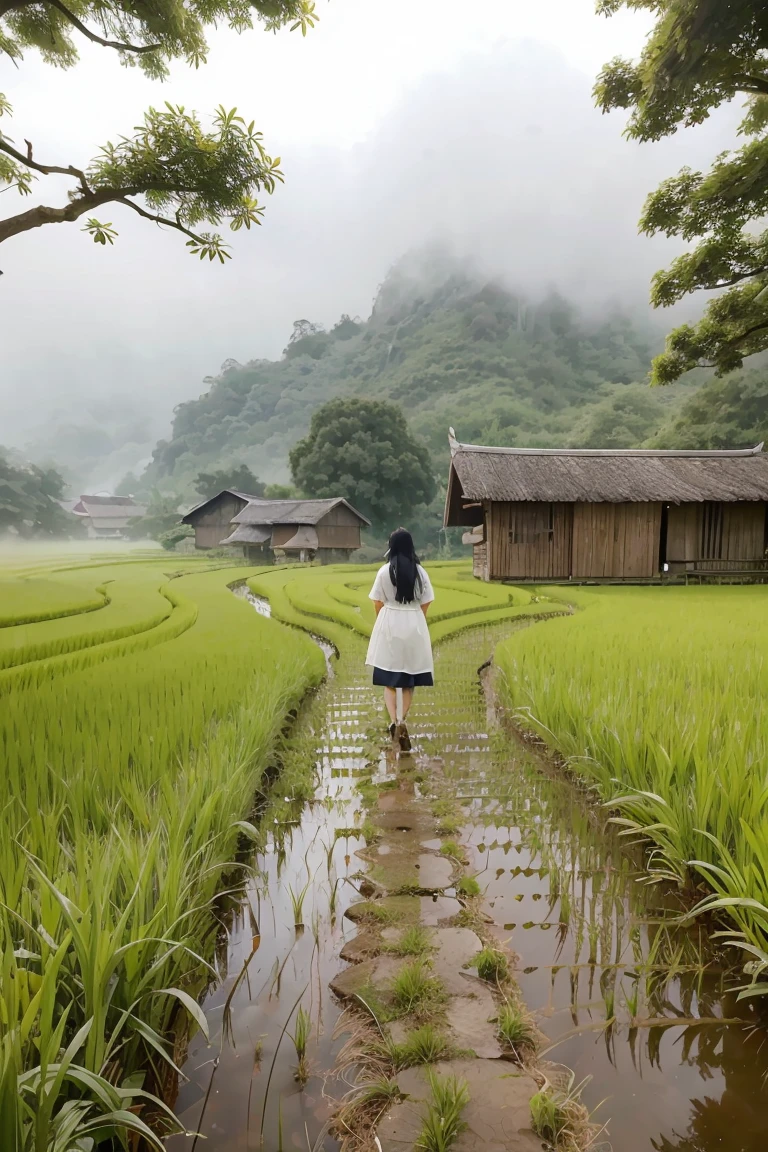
[444, 430, 768, 582]
[59, 494, 147, 539]
[182, 491, 370, 562]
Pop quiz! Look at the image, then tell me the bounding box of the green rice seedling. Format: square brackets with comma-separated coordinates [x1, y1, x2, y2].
[439, 840, 463, 860]
[531, 1086, 568, 1145]
[384, 925, 433, 957]
[497, 1002, 535, 1055]
[290, 1005, 311, 1086]
[391, 960, 443, 1015]
[456, 875, 481, 897]
[394, 1024, 452, 1068]
[416, 1070, 470, 1152]
[469, 946, 509, 983]
[289, 877, 311, 928]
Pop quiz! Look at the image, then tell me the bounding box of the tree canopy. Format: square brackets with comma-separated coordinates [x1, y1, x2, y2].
[0, 451, 75, 536]
[289, 397, 436, 530]
[0, 0, 317, 260]
[194, 464, 264, 499]
[596, 1, 768, 381]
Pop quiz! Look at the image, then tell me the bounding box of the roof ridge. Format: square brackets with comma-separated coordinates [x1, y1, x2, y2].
[450, 442, 765, 459]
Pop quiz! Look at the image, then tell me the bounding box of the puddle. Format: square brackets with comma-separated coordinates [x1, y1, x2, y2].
[168, 623, 768, 1152]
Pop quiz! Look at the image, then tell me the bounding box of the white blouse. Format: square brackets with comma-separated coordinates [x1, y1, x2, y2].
[364, 563, 435, 675]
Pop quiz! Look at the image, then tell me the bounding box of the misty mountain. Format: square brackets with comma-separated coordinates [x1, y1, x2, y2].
[140, 249, 703, 502]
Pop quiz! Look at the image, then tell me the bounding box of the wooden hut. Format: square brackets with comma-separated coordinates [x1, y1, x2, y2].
[444, 431, 768, 582]
[181, 490, 253, 550]
[182, 492, 370, 562]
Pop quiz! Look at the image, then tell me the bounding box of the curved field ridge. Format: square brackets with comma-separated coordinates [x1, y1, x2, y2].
[0, 566, 177, 671]
[0, 573, 108, 627]
[247, 562, 554, 652]
[0, 555, 324, 1147]
[494, 584, 768, 972]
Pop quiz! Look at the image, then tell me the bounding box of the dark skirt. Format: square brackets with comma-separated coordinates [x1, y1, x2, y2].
[372, 668, 434, 688]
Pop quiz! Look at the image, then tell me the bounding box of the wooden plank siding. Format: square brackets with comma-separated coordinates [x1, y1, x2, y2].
[487, 502, 573, 580]
[571, 502, 661, 579]
[315, 506, 363, 549]
[667, 501, 766, 569]
[192, 493, 249, 549]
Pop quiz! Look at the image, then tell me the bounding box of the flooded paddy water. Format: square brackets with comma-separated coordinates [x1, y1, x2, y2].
[168, 620, 768, 1152]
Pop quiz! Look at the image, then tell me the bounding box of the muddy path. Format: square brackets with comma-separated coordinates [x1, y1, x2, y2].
[167, 623, 768, 1152]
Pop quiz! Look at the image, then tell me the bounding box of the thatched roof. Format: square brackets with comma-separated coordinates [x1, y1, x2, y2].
[445, 432, 768, 523]
[233, 497, 370, 527]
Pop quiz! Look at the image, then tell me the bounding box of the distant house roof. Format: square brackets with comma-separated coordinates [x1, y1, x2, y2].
[181, 489, 255, 523]
[445, 431, 768, 517]
[62, 494, 146, 528]
[233, 496, 371, 527]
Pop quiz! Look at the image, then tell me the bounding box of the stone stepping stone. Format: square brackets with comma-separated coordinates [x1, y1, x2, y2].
[378, 1058, 541, 1152]
[432, 927, 484, 995]
[415, 853, 453, 891]
[339, 932, 381, 963]
[420, 894, 462, 925]
[446, 987, 503, 1059]
[344, 894, 420, 925]
[329, 955, 403, 1001]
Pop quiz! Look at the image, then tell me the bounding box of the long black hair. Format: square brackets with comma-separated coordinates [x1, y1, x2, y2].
[387, 528, 422, 603]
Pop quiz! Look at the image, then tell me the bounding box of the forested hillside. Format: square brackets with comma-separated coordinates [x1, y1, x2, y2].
[142, 252, 768, 508]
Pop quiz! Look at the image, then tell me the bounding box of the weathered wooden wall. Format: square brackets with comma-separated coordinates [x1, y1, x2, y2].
[316, 506, 363, 549]
[473, 541, 488, 580]
[571, 502, 661, 579]
[191, 493, 248, 549]
[487, 502, 573, 580]
[666, 501, 766, 569]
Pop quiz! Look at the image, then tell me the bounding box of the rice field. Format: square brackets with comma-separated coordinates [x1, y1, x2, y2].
[10, 550, 765, 1149]
[495, 585, 768, 983]
[0, 552, 326, 1149]
[0, 552, 552, 1148]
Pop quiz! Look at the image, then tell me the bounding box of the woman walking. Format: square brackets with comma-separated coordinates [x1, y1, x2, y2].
[366, 528, 435, 751]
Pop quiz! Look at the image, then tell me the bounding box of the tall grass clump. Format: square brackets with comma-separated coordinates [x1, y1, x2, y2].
[496, 585, 768, 973]
[416, 1071, 469, 1152]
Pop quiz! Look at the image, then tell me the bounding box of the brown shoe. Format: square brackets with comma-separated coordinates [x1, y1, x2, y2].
[397, 722, 411, 752]
[389, 722, 397, 741]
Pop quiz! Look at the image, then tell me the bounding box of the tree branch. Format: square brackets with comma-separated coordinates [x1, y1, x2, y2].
[0, 185, 140, 244]
[0, 136, 90, 190]
[44, 0, 161, 55]
[116, 196, 204, 244]
[727, 319, 768, 346]
[733, 74, 768, 97]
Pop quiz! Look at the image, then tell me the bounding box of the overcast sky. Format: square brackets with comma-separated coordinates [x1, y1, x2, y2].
[0, 0, 735, 449]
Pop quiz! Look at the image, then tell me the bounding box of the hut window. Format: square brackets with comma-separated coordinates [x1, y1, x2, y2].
[700, 502, 724, 560]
